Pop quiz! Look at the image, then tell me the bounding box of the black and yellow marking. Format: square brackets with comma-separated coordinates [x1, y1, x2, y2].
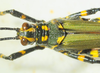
[21, 15, 26, 19]
[0, 46, 45, 60]
[41, 25, 49, 42]
[90, 49, 99, 57]
[19, 50, 26, 55]
[57, 36, 65, 44]
[81, 10, 87, 16]
[58, 24, 64, 29]
[41, 35, 48, 41]
[78, 55, 85, 61]
[1, 8, 100, 64]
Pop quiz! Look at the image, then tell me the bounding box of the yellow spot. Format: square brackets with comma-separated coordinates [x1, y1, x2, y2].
[90, 50, 99, 57]
[81, 10, 87, 16]
[50, 10, 54, 14]
[42, 36, 45, 41]
[19, 50, 26, 54]
[42, 26, 45, 30]
[78, 55, 85, 61]
[21, 15, 26, 19]
[36, 26, 38, 28]
[57, 36, 65, 44]
[36, 38, 38, 41]
[44, 36, 48, 41]
[44, 25, 48, 31]
[58, 24, 63, 29]
[0, 12, 4, 15]
[51, 45, 58, 49]
[78, 50, 82, 54]
[41, 36, 48, 41]
[0, 54, 4, 58]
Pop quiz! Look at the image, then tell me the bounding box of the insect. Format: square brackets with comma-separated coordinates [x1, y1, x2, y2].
[0, 8, 100, 64]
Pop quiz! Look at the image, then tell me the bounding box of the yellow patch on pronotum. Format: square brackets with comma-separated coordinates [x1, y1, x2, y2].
[90, 50, 99, 57]
[21, 15, 26, 19]
[78, 55, 85, 61]
[19, 50, 26, 54]
[81, 10, 87, 16]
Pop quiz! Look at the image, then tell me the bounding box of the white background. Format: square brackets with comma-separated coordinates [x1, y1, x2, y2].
[0, 0, 100, 73]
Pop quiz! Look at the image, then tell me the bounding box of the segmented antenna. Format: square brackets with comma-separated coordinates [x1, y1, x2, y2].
[0, 27, 20, 31]
[0, 27, 20, 41]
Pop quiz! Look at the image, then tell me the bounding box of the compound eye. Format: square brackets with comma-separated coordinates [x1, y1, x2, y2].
[21, 37, 28, 46]
[22, 22, 29, 31]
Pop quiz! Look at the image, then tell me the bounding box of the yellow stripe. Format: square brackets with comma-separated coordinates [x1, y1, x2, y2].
[44, 25, 48, 31]
[44, 35, 48, 41]
[90, 50, 99, 57]
[21, 15, 26, 19]
[78, 50, 82, 54]
[81, 10, 87, 16]
[19, 50, 26, 54]
[42, 36, 48, 41]
[78, 55, 85, 61]
[26, 37, 35, 42]
[42, 36, 45, 41]
[58, 24, 63, 29]
[57, 36, 65, 44]
[42, 26, 45, 30]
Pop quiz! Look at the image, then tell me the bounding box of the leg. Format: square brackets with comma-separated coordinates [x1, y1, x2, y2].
[78, 48, 100, 57]
[0, 9, 45, 23]
[0, 45, 45, 60]
[65, 8, 100, 20]
[53, 45, 100, 64]
[61, 51, 100, 64]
